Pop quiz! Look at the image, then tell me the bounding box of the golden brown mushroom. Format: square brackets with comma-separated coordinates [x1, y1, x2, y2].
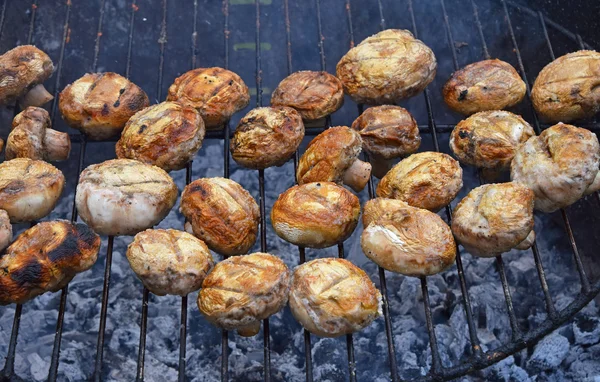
[180, 177, 259, 256]
[116, 101, 205, 172]
[0, 158, 65, 223]
[377, 152, 463, 212]
[297, 126, 371, 192]
[351, 105, 421, 178]
[270, 71, 344, 121]
[443, 59, 526, 115]
[230, 106, 304, 169]
[198, 252, 290, 336]
[6, 106, 71, 161]
[167, 67, 250, 129]
[271, 182, 360, 248]
[126, 229, 214, 296]
[361, 198, 456, 276]
[0, 45, 54, 107]
[59, 72, 150, 140]
[0, 209, 12, 252]
[289, 258, 381, 337]
[336, 29, 436, 104]
[0, 220, 101, 305]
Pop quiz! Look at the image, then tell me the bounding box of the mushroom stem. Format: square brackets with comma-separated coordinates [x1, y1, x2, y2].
[18, 84, 54, 108]
[515, 230, 535, 250]
[343, 159, 372, 192]
[369, 154, 394, 179]
[44, 129, 71, 161]
[236, 321, 261, 337]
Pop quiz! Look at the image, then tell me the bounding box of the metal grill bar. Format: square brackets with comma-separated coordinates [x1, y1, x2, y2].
[93, 236, 114, 381]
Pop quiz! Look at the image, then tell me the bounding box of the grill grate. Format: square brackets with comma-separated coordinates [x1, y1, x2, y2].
[0, 1, 599, 381]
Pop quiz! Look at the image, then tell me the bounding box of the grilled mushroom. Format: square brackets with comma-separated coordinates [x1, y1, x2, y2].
[377, 152, 463, 212]
[6, 106, 71, 161]
[76, 159, 178, 236]
[167, 67, 250, 129]
[116, 101, 205, 172]
[271, 182, 360, 248]
[361, 198, 456, 276]
[270, 71, 344, 121]
[336, 29, 436, 104]
[0, 220, 101, 305]
[452, 183, 535, 257]
[297, 126, 372, 192]
[443, 59, 526, 115]
[198, 253, 290, 336]
[59, 72, 150, 140]
[0, 158, 65, 223]
[351, 105, 421, 178]
[0, 209, 12, 252]
[289, 258, 382, 337]
[230, 106, 304, 169]
[0, 45, 54, 107]
[180, 177, 259, 256]
[126, 229, 214, 296]
[511, 123, 600, 212]
[532, 50, 600, 123]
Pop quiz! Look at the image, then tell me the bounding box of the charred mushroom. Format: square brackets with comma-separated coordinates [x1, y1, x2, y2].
[6, 106, 71, 161]
[59, 72, 150, 140]
[180, 177, 259, 256]
[297, 126, 371, 192]
[230, 106, 304, 169]
[0, 45, 54, 107]
[271, 182, 360, 248]
[198, 252, 290, 337]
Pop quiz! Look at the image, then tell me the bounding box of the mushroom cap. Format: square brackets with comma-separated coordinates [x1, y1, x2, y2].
[443, 59, 526, 115]
[450, 110, 535, 171]
[75, 159, 178, 236]
[230, 106, 304, 169]
[180, 177, 259, 256]
[532, 50, 600, 123]
[0, 158, 65, 223]
[198, 253, 290, 334]
[271, 182, 360, 248]
[511, 123, 600, 212]
[336, 29, 436, 104]
[0, 209, 11, 252]
[451, 183, 534, 257]
[116, 101, 205, 172]
[167, 67, 250, 129]
[0, 220, 100, 305]
[377, 152, 463, 211]
[297, 126, 362, 185]
[270, 71, 344, 120]
[0, 45, 53, 104]
[59, 72, 150, 140]
[126, 229, 214, 296]
[361, 198, 456, 276]
[351, 105, 421, 159]
[289, 258, 382, 337]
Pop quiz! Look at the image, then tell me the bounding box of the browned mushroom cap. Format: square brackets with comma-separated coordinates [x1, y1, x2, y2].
[116, 101, 205, 172]
[377, 152, 463, 212]
[7, 107, 71, 162]
[0, 220, 100, 305]
[230, 106, 304, 169]
[297, 126, 371, 192]
[59, 72, 150, 140]
[0, 209, 12, 252]
[361, 198, 456, 276]
[270, 71, 344, 121]
[167, 67, 250, 129]
[0, 45, 54, 107]
[443, 59, 526, 115]
[271, 182, 360, 248]
[289, 258, 381, 337]
[198, 252, 290, 336]
[180, 177, 259, 256]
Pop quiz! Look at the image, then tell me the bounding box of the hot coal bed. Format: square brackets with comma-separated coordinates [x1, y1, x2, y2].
[1, 0, 600, 381]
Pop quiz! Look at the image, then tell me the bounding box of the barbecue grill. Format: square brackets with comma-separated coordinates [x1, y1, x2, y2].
[1, 0, 599, 381]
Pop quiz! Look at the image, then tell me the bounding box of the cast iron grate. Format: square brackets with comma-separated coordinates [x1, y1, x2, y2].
[0, 0, 599, 381]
